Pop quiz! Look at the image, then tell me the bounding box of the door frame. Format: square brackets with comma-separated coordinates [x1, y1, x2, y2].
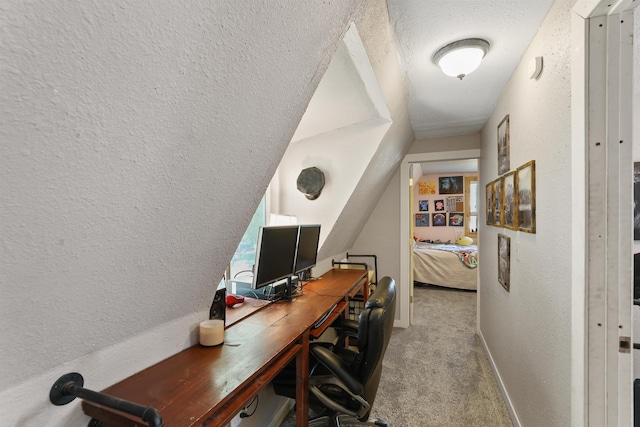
[571, 0, 636, 425]
[398, 149, 481, 328]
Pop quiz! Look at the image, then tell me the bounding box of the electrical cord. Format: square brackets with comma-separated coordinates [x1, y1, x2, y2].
[239, 395, 258, 418]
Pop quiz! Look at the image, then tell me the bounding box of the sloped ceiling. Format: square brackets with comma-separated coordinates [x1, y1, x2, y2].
[275, 24, 393, 257]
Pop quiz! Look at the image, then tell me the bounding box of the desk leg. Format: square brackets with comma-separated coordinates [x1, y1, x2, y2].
[296, 330, 310, 427]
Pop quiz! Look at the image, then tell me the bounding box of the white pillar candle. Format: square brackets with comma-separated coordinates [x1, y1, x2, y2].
[199, 319, 224, 346]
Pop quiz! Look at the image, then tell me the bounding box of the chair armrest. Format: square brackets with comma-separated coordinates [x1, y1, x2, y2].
[332, 318, 359, 332]
[310, 345, 363, 395]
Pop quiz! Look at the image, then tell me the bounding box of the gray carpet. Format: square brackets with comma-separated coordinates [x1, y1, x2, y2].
[280, 284, 513, 426]
[370, 284, 513, 426]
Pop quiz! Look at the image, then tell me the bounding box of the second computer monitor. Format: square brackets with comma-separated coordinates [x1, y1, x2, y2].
[294, 224, 321, 275]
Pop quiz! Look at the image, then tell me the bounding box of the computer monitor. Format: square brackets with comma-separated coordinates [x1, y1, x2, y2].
[294, 224, 321, 275]
[252, 225, 299, 291]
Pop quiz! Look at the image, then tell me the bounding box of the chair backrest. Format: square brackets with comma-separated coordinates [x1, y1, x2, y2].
[355, 276, 396, 411]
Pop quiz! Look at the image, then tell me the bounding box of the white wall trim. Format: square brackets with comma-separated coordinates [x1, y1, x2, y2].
[570, 8, 588, 427]
[479, 330, 521, 427]
[399, 149, 481, 328]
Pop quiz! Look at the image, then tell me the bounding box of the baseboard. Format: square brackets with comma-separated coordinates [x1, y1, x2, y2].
[479, 330, 522, 427]
[267, 399, 294, 427]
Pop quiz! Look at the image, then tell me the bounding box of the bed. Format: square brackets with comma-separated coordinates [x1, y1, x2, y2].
[413, 243, 478, 290]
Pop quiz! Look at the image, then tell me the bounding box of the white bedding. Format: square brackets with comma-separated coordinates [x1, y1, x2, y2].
[413, 243, 478, 290]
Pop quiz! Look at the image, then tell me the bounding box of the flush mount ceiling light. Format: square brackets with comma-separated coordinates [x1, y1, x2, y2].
[433, 38, 490, 80]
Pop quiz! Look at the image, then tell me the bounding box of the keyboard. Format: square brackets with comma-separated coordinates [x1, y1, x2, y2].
[314, 303, 338, 329]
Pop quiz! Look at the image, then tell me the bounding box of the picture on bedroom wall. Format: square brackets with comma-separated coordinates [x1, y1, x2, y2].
[498, 233, 510, 291]
[493, 178, 503, 226]
[635, 162, 640, 240]
[486, 183, 494, 225]
[502, 171, 517, 230]
[418, 200, 429, 212]
[415, 213, 430, 227]
[446, 196, 464, 212]
[432, 213, 446, 226]
[498, 114, 510, 175]
[419, 181, 437, 195]
[438, 176, 463, 194]
[434, 199, 445, 211]
[516, 160, 536, 233]
[449, 213, 464, 227]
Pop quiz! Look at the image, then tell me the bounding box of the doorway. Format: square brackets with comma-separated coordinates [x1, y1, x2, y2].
[399, 149, 481, 327]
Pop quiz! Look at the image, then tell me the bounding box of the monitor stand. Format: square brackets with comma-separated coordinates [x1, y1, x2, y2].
[280, 277, 294, 302]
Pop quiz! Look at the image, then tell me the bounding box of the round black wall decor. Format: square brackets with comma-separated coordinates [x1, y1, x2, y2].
[296, 167, 325, 200]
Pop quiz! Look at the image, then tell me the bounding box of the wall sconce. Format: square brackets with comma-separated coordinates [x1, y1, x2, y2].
[433, 38, 490, 80]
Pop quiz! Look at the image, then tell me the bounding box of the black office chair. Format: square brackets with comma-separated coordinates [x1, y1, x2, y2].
[274, 276, 396, 427]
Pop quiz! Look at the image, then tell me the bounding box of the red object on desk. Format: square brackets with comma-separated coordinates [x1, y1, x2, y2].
[225, 294, 245, 307]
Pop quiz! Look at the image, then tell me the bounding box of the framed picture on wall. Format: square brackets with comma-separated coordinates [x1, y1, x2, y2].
[486, 182, 494, 226]
[449, 213, 464, 227]
[432, 213, 446, 226]
[516, 160, 536, 233]
[415, 213, 430, 227]
[493, 178, 503, 227]
[418, 200, 429, 212]
[498, 114, 510, 175]
[498, 233, 510, 291]
[438, 176, 464, 194]
[434, 199, 445, 211]
[502, 171, 517, 230]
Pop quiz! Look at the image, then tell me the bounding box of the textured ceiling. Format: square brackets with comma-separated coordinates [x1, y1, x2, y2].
[387, 0, 556, 139]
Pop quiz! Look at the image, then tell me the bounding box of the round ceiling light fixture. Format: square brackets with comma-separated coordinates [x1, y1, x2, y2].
[433, 38, 490, 80]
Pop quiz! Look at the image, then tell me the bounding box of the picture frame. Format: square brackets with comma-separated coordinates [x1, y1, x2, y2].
[493, 178, 503, 227]
[432, 213, 446, 227]
[516, 160, 536, 233]
[502, 171, 517, 230]
[415, 213, 430, 227]
[498, 114, 510, 175]
[498, 233, 510, 291]
[449, 212, 464, 227]
[438, 176, 464, 195]
[434, 199, 445, 211]
[485, 182, 494, 226]
[418, 200, 429, 212]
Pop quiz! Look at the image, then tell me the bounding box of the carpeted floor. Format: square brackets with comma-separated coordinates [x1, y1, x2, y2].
[369, 284, 513, 426]
[280, 284, 513, 426]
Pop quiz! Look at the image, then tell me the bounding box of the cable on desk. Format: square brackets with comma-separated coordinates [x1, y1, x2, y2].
[239, 395, 259, 418]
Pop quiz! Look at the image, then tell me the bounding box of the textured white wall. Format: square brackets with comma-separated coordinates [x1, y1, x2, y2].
[478, 0, 573, 425]
[633, 5, 640, 379]
[1, 0, 414, 425]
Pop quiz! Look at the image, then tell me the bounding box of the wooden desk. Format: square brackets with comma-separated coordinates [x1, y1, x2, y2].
[82, 269, 367, 427]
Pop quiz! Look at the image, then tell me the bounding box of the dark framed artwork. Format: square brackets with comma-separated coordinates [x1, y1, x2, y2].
[516, 160, 536, 233]
[493, 178, 503, 227]
[415, 213, 430, 227]
[434, 199, 445, 211]
[486, 182, 493, 226]
[502, 171, 517, 230]
[432, 213, 446, 227]
[418, 200, 429, 212]
[438, 176, 464, 195]
[498, 114, 510, 175]
[498, 233, 510, 291]
[635, 162, 640, 240]
[449, 213, 464, 227]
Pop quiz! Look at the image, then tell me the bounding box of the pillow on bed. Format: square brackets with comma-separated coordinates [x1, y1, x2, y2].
[455, 236, 473, 246]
